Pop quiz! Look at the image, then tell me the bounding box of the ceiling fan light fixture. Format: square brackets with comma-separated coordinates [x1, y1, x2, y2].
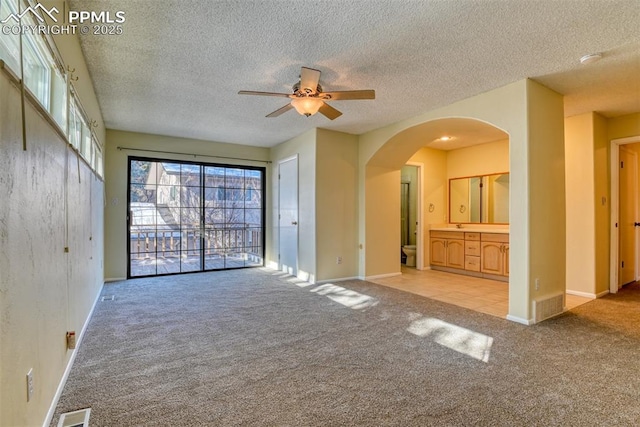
[291, 97, 323, 117]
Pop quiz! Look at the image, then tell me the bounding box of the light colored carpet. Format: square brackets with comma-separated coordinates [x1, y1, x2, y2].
[51, 269, 640, 426]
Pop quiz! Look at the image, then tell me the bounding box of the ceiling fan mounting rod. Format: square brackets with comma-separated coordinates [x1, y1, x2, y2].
[293, 82, 322, 97]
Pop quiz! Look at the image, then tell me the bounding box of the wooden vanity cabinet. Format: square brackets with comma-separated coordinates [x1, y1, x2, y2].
[480, 233, 509, 277]
[464, 232, 481, 272]
[430, 231, 464, 269]
[430, 230, 509, 281]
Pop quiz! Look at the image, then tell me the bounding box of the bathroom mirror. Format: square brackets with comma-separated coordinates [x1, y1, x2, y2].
[449, 173, 509, 224]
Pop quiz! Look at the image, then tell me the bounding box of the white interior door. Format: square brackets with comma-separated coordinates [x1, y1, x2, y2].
[618, 146, 637, 286]
[278, 156, 298, 275]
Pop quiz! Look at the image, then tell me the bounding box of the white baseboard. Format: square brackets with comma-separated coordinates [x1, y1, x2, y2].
[43, 282, 104, 427]
[506, 314, 534, 325]
[316, 276, 360, 284]
[566, 290, 597, 299]
[565, 289, 610, 299]
[364, 272, 402, 281]
[104, 277, 126, 283]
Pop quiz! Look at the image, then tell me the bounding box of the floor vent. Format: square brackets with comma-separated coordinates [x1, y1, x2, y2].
[533, 293, 564, 323]
[101, 295, 115, 302]
[58, 408, 91, 427]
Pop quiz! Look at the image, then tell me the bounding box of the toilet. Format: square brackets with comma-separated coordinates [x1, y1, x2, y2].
[402, 245, 416, 267]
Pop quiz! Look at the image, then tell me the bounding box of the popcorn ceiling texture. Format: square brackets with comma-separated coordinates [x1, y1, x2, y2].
[70, 0, 640, 147]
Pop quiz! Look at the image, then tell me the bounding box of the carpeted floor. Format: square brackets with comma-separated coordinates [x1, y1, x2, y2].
[51, 269, 640, 426]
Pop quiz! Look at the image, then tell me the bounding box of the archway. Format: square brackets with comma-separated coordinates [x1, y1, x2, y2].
[358, 79, 566, 324]
[364, 117, 510, 316]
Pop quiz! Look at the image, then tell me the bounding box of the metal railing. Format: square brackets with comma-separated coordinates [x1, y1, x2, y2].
[130, 226, 262, 260]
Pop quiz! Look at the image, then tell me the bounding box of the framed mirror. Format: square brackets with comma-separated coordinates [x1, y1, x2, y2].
[449, 173, 509, 224]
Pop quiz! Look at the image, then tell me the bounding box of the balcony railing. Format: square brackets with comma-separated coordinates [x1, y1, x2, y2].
[129, 226, 263, 276]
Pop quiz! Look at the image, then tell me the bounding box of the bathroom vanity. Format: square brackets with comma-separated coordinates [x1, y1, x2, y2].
[430, 228, 509, 282]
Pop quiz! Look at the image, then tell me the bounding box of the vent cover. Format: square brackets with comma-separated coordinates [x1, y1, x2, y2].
[533, 293, 564, 323]
[58, 408, 91, 427]
[101, 295, 115, 301]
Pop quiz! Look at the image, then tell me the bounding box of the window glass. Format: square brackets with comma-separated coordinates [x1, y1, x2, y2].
[68, 98, 79, 149]
[50, 67, 67, 131]
[21, 14, 52, 109]
[92, 139, 103, 177]
[81, 121, 91, 161]
[0, 0, 20, 73]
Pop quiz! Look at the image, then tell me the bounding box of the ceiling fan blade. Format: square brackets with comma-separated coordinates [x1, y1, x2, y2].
[266, 103, 294, 118]
[322, 90, 375, 100]
[318, 102, 342, 120]
[300, 67, 321, 94]
[238, 90, 291, 98]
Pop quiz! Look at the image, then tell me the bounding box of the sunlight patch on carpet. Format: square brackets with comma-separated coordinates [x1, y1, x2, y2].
[407, 317, 493, 362]
[311, 284, 379, 310]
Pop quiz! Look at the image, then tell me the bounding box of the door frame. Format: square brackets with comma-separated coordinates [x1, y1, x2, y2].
[126, 156, 266, 278]
[278, 155, 299, 274]
[609, 136, 640, 293]
[405, 161, 424, 270]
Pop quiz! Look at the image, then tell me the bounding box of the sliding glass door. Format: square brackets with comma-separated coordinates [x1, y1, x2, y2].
[128, 158, 265, 278]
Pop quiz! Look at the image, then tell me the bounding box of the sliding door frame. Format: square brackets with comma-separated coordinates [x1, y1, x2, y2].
[126, 156, 266, 278]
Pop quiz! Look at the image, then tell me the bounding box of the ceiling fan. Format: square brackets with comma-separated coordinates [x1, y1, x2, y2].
[238, 67, 375, 120]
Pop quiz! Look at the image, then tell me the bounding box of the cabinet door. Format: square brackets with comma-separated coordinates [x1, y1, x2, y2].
[430, 238, 447, 266]
[481, 241, 503, 275]
[502, 244, 509, 276]
[447, 239, 465, 269]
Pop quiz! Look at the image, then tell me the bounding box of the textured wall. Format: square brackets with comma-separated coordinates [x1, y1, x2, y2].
[0, 71, 104, 426]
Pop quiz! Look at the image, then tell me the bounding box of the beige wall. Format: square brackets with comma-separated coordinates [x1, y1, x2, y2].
[446, 139, 509, 180]
[526, 80, 566, 312]
[0, 70, 103, 425]
[315, 129, 359, 281]
[104, 130, 270, 280]
[406, 148, 448, 266]
[269, 129, 317, 281]
[269, 128, 359, 283]
[564, 113, 597, 294]
[564, 112, 639, 298]
[608, 113, 640, 140]
[359, 79, 566, 323]
[593, 114, 609, 295]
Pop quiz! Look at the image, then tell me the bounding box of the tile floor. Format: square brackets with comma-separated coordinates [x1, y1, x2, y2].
[369, 266, 591, 319]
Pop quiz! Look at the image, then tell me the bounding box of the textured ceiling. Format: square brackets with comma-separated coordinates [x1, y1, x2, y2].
[71, 0, 640, 148]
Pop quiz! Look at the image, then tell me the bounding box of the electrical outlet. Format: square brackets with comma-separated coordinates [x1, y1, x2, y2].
[535, 278, 540, 291]
[26, 369, 33, 402]
[336, 256, 342, 265]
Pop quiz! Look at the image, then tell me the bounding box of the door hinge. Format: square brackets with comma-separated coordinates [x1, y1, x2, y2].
[622, 261, 625, 268]
[278, 254, 280, 259]
[621, 161, 624, 168]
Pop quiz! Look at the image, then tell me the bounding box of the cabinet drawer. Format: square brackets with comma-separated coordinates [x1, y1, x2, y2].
[465, 255, 481, 272]
[465, 241, 481, 256]
[481, 233, 509, 243]
[430, 231, 464, 239]
[464, 232, 480, 241]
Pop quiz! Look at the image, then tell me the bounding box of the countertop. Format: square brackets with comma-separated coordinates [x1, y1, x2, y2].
[430, 227, 509, 234]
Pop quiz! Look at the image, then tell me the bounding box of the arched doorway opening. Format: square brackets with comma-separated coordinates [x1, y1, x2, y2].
[363, 117, 511, 317]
